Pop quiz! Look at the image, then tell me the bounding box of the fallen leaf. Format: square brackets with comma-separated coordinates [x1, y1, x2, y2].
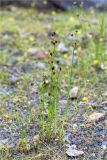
[88, 112, 105, 122]
[70, 86, 78, 99]
[4, 114, 10, 119]
[93, 59, 99, 65]
[81, 97, 89, 102]
[63, 54, 69, 59]
[28, 36, 35, 42]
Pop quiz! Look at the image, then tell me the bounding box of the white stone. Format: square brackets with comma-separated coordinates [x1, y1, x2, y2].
[66, 146, 84, 157]
[88, 112, 105, 122]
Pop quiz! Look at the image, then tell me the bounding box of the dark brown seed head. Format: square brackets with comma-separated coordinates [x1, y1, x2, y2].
[51, 40, 56, 45]
[59, 67, 61, 71]
[52, 32, 56, 36]
[50, 52, 53, 56]
[48, 92, 51, 96]
[51, 66, 55, 70]
[71, 34, 73, 37]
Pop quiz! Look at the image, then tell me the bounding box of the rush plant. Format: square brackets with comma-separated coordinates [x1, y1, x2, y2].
[39, 32, 62, 141]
